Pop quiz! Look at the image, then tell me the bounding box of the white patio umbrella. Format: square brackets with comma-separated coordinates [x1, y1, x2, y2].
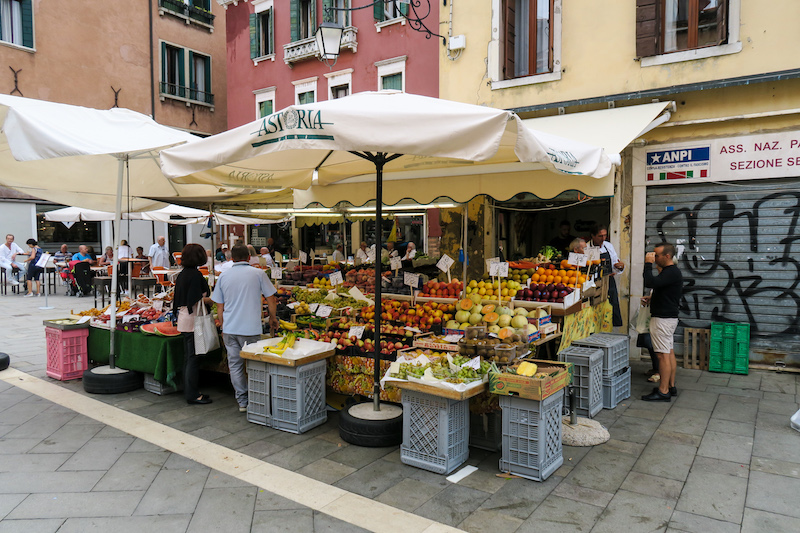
[161, 91, 614, 411]
[44, 206, 119, 223]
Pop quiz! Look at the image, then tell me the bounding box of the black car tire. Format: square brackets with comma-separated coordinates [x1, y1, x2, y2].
[339, 401, 403, 447]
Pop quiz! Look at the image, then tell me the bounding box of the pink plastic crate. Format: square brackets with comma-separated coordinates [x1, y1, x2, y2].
[45, 327, 89, 381]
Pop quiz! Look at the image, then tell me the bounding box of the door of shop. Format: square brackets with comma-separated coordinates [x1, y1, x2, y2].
[644, 177, 800, 366]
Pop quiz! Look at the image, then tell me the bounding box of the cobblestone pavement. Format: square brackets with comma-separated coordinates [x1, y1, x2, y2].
[1, 290, 799, 532]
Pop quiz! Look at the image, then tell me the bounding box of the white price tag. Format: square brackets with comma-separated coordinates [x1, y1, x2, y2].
[489, 261, 509, 277]
[568, 252, 588, 267]
[287, 301, 299, 309]
[116, 310, 127, 317]
[153, 300, 164, 311]
[436, 254, 455, 272]
[465, 356, 481, 370]
[348, 325, 365, 339]
[485, 257, 499, 272]
[122, 314, 139, 323]
[316, 304, 332, 317]
[329, 271, 343, 286]
[488, 333, 499, 339]
[77, 316, 91, 324]
[403, 271, 420, 288]
[586, 248, 601, 262]
[443, 334, 464, 343]
[308, 303, 319, 313]
[270, 266, 283, 279]
[299, 250, 308, 263]
[404, 326, 422, 334]
[390, 256, 402, 271]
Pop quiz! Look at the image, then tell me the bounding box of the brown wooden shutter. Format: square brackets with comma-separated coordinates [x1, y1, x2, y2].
[716, 0, 728, 45]
[636, 0, 659, 58]
[504, 0, 516, 79]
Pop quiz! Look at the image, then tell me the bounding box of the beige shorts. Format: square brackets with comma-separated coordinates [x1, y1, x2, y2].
[650, 317, 679, 354]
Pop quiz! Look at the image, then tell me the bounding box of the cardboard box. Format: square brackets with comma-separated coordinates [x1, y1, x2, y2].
[488, 360, 573, 400]
[413, 332, 460, 352]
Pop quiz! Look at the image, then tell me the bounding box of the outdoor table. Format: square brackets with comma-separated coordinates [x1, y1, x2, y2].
[395, 380, 487, 475]
[93, 277, 112, 308]
[87, 327, 223, 389]
[131, 277, 158, 298]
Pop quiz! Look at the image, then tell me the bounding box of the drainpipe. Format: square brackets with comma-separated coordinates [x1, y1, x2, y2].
[149, 0, 156, 120]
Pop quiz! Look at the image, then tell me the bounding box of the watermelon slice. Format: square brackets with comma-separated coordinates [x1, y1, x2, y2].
[154, 322, 181, 337]
[140, 323, 159, 335]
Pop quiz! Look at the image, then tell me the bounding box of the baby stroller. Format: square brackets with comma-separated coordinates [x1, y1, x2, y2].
[65, 260, 93, 297]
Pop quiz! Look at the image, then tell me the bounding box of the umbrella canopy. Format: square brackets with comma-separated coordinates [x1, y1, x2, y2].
[44, 206, 123, 222]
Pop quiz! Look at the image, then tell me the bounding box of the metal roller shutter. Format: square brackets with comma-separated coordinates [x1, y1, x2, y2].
[645, 177, 800, 367]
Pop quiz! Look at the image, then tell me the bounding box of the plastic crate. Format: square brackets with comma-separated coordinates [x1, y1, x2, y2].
[499, 390, 564, 482]
[143, 373, 182, 395]
[602, 366, 631, 409]
[573, 333, 629, 376]
[469, 412, 502, 452]
[401, 389, 469, 475]
[246, 360, 271, 426]
[45, 327, 89, 381]
[269, 359, 327, 434]
[559, 346, 603, 418]
[709, 322, 750, 375]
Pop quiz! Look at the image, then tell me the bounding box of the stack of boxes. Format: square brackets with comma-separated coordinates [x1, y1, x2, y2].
[558, 346, 604, 417]
[573, 333, 631, 409]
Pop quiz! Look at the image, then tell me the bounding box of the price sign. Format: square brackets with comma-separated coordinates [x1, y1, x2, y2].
[122, 314, 139, 323]
[586, 248, 601, 262]
[489, 261, 509, 277]
[436, 254, 454, 272]
[443, 334, 464, 343]
[485, 256, 499, 272]
[310, 249, 316, 261]
[568, 252, 588, 267]
[153, 300, 164, 311]
[116, 310, 128, 317]
[270, 266, 283, 279]
[390, 256, 402, 271]
[465, 356, 481, 370]
[348, 325, 365, 339]
[309, 303, 319, 313]
[329, 271, 343, 286]
[316, 304, 332, 317]
[404, 326, 422, 334]
[299, 250, 308, 263]
[403, 271, 420, 288]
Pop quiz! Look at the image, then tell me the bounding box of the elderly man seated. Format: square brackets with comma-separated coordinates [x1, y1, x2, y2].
[259, 246, 275, 267]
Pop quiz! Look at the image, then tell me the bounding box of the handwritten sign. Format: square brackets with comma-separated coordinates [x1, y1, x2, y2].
[568, 252, 588, 267]
[308, 303, 319, 313]
[390, 256, 402, 271]
[287, 302, 299, 309]
[586, 248, 601, 262]
[485, 256, 499, 272]
[316, 304, 332, 317]
[77, 316, 91, 324]
[153, 300, 163, 311]
[436, 254, 454, 272]
[464, 356, 481, 370]
[348, 325, 365, 339]
[270, 266, 283, 279]
[329, 271, 343, 286]
[443, 334, 463, 343]
[299, 250, 308, 263]
[122, 314, 139, 323]
[489, 261, 509, 277]
[403, 272, 420, 288]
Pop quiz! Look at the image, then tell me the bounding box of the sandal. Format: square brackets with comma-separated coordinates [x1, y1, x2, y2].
[647, 373, 660, 383]
[188, 394, 212, 405]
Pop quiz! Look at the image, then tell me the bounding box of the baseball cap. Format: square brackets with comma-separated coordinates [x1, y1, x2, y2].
[221, 244, 229, 249]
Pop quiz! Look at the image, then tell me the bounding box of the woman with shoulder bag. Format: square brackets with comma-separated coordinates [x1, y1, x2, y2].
[173, 244, 215, 405]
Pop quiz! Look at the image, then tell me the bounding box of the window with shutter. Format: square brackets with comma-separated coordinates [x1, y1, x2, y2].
[502, 0, 554, 80]
[636, 0, 731, 59]
[251, 8, 274, 59]
[381, 73, 402, 91]
[0, 0, 33, 48]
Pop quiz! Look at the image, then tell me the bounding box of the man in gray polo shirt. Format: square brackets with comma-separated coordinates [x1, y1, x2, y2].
[212, 244, 279, 412]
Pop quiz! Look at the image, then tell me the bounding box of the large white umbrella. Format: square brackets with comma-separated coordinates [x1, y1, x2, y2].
[161, 91, 614, 409]
[44, 206, 121, 223]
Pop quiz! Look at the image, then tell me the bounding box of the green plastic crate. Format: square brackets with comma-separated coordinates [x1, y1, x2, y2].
[709, 322, 750, 375]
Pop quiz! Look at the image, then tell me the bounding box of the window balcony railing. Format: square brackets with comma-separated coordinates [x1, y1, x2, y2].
[160, 82, 215, 107]
[158, 0, 215, 30]
[283, 26, 358, 64]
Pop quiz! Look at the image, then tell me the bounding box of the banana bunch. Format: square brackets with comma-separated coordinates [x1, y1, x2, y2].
[516, 361, 538, 377]
[268, 333, 296, 356]
[279, 319, 297, 331]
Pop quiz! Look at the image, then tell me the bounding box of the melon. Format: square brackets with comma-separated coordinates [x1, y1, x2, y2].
[472, 303, 483, 315]
[468, 312, 483, 325]
[514, 307, 528, 316]
[481, 304, 496, 315]
[483, 312, 500, 325]
[455, 310, 471, 324]
[488, 325, 501, 334]
[468, 293, 482, 304]
[498, 306, 513, 316]
[511, 315, 529, 329]
[154, 322, 181, 337]
[445, 320, 460, 330]
[458, 298, 474, 311]
[498, 327, 515, 340]
[498, 314, 513, 328]
[140, 323, 159, 335]
[459, 322, 471, 330]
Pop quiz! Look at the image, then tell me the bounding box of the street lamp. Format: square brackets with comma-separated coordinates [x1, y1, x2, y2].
[315, 21, 344, 66]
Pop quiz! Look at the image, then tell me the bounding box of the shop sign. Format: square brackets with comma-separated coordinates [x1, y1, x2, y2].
[639, 130, 800, 186]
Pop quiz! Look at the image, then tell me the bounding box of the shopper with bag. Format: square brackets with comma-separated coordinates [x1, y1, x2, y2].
[173, 244, 216, 405]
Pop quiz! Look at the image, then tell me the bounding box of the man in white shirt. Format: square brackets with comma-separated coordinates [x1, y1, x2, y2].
[259, 247, 275, 267]
[355, 242, 370, 265]
[403, 242, 417, 261]
[331, 243, 345, 263]
[0, 234, 27, 285]
[148, 236, 170, 271]
[590, 224, 624, 328]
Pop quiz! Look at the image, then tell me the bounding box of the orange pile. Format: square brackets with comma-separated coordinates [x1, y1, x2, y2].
[530, 260, 586, 288]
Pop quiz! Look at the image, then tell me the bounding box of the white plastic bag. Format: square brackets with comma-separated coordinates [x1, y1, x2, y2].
[193, 303, 220, 354]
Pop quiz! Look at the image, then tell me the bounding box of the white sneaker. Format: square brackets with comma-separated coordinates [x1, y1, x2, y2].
[24, 293, 35, 298]
[10, 279, 19, 286]
[238, 405, 247, 413]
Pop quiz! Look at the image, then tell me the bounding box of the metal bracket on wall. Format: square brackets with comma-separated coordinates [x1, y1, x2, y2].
[9, 66, 22, 96]
[190, 105, 198, 127]
[111, 86, 121, 108]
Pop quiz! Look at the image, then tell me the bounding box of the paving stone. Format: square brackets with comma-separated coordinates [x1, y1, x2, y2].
[374, 477, 445, 512]
[381, 448, 402, 463]
[0, 438, 46, 455]
[676, 470, 747, 523]
[674, 380, 708, 392]
[0, 494, 27, 520]
[609, 415, 661, 444]
[651, 429, 702, 447]
[251, 509, 314, 532]
[591, 489, 675, 533]
[397, 462, 452, 489]
[705, 386, 763, 399]
[254, 489, 307, 511]
[517, 494, 603, 532]
[93, 451, 170, 491]
[659, 407, 711, 436]
[0, 471, 105, 493]
[753, 429, 800, 463]
[323, 443, 395, 469]
[552, 481, 614, 508]
[632, 440, 696, 481]
[755, 410, 798, 436]
[696, 430, 753, 464]
[236, 438, 286, 460]
[204, 471, 255, 489]
[668, 510, 740, 533]
[478, 475, 561, 520]
[705, 418, 755, 437]
[565, 447, 639, 492]
[761, 391, 797, 403]
[57, 515, 192, 533]
[265, 437, 340, 471]
[561, 445, 592, 464]
[58, 437, 133, 471]
[691, 456, 749, 478]
[750, 456, 800, 480]
[697, 375, 730, 387]
[741, 507, 800, 533]
[758, 398, 800, 416]
[334, 458, 407, 499]
[0, 453, 71, 473]
[602, 439, 646, 457]
[316, 428, 349, 447]
[1, 410, 71, 440]
[673, 390, 718, 411]
[711, 398, 758, 423]
[28, 423, 101, 454]
[0, 401, 51, 426]
[162, 453, 211, 472]
[727, 374, 762, 390]
[455, 467, 508, 494]
[458, 508, 524, 533]
[621, 471, 684, 501]
[94, 425, 132, 438]
[189, 425, 232, 442]
[126, 438, 166, 453]
[7, 491, 145, 519]
[312, 510, 371, 533]
[187, 486, 257, 533]
[745, 470, 800, 519]
[415, 484, 491, 527]
[296, 458, 357, 485]
[759, 374, 797, 394]
[134, 467, 209, 515]
[0, 518, 65, 533]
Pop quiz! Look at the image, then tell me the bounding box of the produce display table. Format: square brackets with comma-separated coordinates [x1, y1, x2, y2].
[396, 380, 487, 474]
[87, 327, 223, 389]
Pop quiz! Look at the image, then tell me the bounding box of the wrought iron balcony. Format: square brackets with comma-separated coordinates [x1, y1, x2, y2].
[158, 0, 215, 30]
[283, 26, 358, 65]
[160, 82, 215, 107]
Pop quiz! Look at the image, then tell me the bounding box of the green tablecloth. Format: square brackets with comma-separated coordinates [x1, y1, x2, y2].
[88, 327, 223, 388]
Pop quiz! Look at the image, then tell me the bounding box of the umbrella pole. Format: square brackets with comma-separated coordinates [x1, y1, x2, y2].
[209, 204, 215, 286]
[462, 204, 468, 291]
[109, 156, 126, 369]
[373, 158, 384, 411]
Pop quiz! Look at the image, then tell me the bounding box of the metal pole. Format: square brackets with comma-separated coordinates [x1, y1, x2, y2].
[109, 156, 125, 369]
[373, 156, 384, 411]
[208, 204, 215, 286]
[462, 204, 468, 289]
[39, 258, 54, 310]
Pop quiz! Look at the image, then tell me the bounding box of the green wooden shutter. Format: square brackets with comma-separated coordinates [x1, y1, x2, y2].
[188, 51, 195, 100]
[322, 0, 332, 23]
[160, 42, 167, 94]
[374, 0, 383, 21]
[204, 56, 211, 102]
[290, 0, 299, 42]
[400, 1, 408, 17]
[21, 0, 33, 48]
[310, 0, 316, 39]
[268, 9, 274, 54]
[250, 13, 259, 58]
[177, 49, 185, 97]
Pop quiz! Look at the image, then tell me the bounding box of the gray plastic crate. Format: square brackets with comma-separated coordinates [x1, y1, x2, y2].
[559, 346, 603, 418]
[499, 390, 564, 482]
[573, 333, 629, 376]
[246, 360, 271, 427]
[602, 366, 631, 409]
[144, 373, 182, 396]
[269, 359, 327, 434]
[401, 389, 469, 475]
[469, 412, 502, 452]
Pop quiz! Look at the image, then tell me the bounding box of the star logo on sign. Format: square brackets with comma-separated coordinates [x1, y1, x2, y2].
[649, 153, 661, 164]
